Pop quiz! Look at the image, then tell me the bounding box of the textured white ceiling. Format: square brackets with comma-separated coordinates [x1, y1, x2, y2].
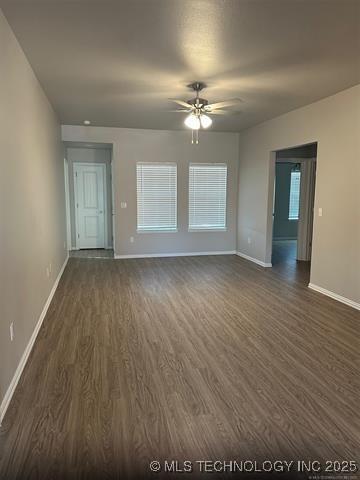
[1, 0, 359, 131]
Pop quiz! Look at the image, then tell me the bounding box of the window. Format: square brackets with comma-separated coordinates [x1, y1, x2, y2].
[288, 170, 301, 220]
[137, 163, 177, 232]
[189, 163, 227, 231]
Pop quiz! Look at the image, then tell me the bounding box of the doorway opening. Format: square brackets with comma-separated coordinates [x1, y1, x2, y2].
[64, 142, 114, 259]
[271, 143, 317, 283]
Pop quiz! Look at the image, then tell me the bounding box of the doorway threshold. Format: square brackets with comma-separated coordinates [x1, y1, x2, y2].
[69, 249, 114, 259]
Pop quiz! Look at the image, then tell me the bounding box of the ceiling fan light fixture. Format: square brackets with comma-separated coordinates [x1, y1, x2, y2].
[200, 114, 212, 129]
[184, 113, 200, 130]
[171, 82, 242, 142]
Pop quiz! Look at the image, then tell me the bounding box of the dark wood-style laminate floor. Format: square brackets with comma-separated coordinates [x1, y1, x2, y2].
[0, 255, 359, 480]
[272, 239, 298, 266]
[271, 240, 311, 285]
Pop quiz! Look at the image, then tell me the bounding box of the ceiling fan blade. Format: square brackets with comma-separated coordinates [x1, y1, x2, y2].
[206, 109, 241, 115]
[168, 109, 192, 112]
[206, 98, 243, 110]
[169, 98, 193, 108]
[206, 109, 228, 115]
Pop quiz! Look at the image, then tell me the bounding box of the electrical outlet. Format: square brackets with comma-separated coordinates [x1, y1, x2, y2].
[10, 322, 14, 342]
[247, 237, 252, 244]
[130, 236, 134, 243]
[318, 207, 323, 217]
[121, 202, 127, 209]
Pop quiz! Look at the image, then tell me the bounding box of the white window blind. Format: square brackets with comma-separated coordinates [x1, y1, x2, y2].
[189, 163, 227, 231]
[288, 170, 301, 220]
[137, 163, 177, 232]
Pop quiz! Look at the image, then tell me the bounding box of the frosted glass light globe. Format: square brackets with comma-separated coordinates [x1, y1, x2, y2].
[200, 114, 212, 128]
[184, 113, 200, 130]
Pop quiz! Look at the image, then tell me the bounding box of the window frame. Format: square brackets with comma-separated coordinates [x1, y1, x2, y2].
[136, 162, 178, 233]
[288, 169, 301, 221]
[188, 162, 228, 232]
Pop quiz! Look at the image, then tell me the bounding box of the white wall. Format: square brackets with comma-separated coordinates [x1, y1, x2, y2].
[237, 85, 360, 303]
[0, 10, 67, 410]
[62, 127, 239, 256]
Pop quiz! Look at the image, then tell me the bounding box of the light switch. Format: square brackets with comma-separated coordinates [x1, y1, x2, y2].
[318, 207, 323, 217]
[121, 202, 127, 209]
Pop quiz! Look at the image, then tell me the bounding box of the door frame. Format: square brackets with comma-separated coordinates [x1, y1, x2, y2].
[110, 155, 116, 253]
[73, 162, 108, 250]
[266, 148, 318, 268]
[297, 158, 316, 261]
[64, 157, 72, 250]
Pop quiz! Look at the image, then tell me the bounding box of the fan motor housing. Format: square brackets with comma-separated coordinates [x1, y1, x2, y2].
[188, 97, 209, 107]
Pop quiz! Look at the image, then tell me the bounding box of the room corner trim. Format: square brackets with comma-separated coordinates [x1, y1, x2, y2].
[308, 283, 360, 311]
[236, 251, 272, 268]
[114, 250, 236, 259]
[0, 255, 69, 426]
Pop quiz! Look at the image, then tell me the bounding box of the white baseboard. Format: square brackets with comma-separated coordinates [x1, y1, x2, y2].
[71, 247, 113, 251]
[0, 254, 69, 425]
[273, 237, 297, 241]
[308, 283, 360, 310]
[115, 250, 236, 259]
[236, 251, 272, 268]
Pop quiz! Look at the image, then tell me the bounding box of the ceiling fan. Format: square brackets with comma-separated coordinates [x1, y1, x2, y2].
[169, 82, 242, 144]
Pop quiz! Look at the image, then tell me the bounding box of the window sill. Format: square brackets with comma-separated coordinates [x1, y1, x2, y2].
[137, 229, 178, 234]
[188, 228, 227, 233]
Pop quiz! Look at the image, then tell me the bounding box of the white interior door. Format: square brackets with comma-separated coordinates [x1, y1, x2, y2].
[74, 163, 106, 249]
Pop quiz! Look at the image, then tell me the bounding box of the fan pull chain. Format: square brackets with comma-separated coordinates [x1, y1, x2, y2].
[191, 128, 199, 145]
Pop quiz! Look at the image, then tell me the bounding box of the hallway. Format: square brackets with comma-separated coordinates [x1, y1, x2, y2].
[272, 240, 310, 285]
